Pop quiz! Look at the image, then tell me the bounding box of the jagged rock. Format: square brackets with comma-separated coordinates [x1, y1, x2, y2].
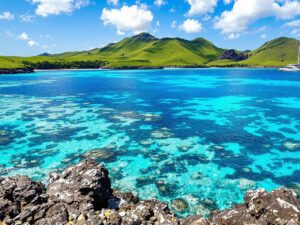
[209, 187, 300, 225]
[120, 200, 180, 225]
[218, 49, 248, 61]
[47, 159, 112, 209]
[1, 160, 300, 225]
[182, 216, 209, 225]
[0, 175, 47, 222]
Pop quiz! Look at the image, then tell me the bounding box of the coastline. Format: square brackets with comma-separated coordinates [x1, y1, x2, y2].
[1, 159, 299, 225]
[0, 67, 34, 74]
[0, 66, 282, 75]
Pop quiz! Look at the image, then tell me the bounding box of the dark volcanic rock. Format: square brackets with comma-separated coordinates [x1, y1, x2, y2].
[0, 175, 47, 222]
[218, 49, 248, 61]
[47, 159, 113, 209]
[0, 159, 300, 225]
[208, 187, 300, 225]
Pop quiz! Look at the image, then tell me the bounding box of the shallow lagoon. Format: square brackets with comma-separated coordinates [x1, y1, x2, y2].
[0, 68, 299, 216]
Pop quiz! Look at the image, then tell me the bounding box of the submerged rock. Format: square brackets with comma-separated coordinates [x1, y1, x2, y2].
[151, 129, 174, 139]
[171, 198, 189, 213]
[282, 141, 300, 151]
[83, 147, 117, 162]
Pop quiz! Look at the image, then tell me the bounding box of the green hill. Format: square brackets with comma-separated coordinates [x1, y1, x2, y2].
[0, 57, 27, 69]
[242, 37, 300, 67]
[0, 34, 299, 71]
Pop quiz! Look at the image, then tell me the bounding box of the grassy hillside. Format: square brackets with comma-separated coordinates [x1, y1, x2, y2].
[243, 37, 300, 67]
[0, 57, 28, 69]
[0, 34, 299, 70]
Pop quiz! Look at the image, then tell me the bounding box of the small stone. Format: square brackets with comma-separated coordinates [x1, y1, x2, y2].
[76, 214, 86, 225]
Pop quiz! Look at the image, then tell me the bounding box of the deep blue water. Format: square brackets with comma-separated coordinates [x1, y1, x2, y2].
[0, 68, 299, 216]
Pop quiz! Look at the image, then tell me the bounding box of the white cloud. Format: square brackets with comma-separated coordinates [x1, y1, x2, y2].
[18, 32, 39, 47]
[186, 0, 218, 16]
[179, 19, 202, 33]
[0, 12, 14, 20]
[18, 32, 29, 41]
[107, 0, 118, 5]
[154, 0, 167, 7]
[261, 34, 267, 39]
[283, 19, 300, 37]
[223, 0, 231, 4]
[227, 33, 240, 39]
[284, 19, 300, 27]
[28, 40, 39, 47]
[214, 0, 300, 37]
[291, 28, 300, 36]
[117, 30, 125, 35]
[171, 20, 177, 28]
[20, 14, 35, 22]
[101, 5, 153, 34]
[274, 0, 300, 19]
[31, 0, 89, 17]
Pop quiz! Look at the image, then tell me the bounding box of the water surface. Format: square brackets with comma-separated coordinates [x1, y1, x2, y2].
[0, 68, 299, 216]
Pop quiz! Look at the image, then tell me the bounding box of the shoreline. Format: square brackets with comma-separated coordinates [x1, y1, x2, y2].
[0, 66, 282, 74]
[0, 159, 299, 225]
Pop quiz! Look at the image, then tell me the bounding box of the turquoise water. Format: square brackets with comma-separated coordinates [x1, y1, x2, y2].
[0, 68, 299, 216]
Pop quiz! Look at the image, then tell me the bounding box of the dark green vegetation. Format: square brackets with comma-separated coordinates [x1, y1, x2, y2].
[1, 33, 300, 72]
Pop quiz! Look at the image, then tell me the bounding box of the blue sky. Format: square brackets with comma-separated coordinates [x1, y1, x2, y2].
[1, 0, 300, 56]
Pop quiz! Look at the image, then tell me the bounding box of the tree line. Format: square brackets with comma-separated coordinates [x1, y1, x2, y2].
[22, 60, 106, 69]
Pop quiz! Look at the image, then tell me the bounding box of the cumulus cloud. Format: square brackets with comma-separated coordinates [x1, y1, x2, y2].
[0, 12, 14, 20]
[101, 5, 153, 34]
[18, 32, 39, 47]
[31, 0, 89, 17]
[154, 0, 167, 7]
[179, 19, 202, 33]
[214, 0, 300, 38]
[107, 0, 118, 5]
[186, 0, 218, 16]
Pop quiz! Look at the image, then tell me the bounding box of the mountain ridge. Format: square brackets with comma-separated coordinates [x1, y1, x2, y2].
[1, 34, 299, 71]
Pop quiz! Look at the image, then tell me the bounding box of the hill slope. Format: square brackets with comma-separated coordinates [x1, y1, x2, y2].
[243, 37, 300, 67]
[1, 34, 299, 70]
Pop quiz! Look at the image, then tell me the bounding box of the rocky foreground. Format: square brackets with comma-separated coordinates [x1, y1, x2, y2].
[0, 159, 299, 225]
